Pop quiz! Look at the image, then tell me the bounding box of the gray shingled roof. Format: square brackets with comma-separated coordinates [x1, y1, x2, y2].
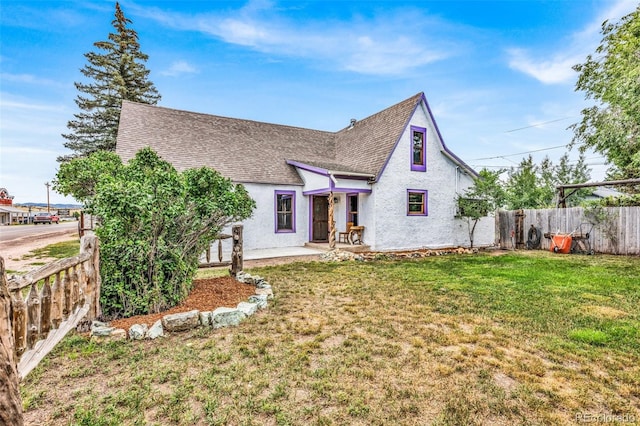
[116, 92, 427, 185]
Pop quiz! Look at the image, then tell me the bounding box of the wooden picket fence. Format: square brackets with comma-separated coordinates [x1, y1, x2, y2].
[496, 206, 640, 255]
[2, 235, 101, 379]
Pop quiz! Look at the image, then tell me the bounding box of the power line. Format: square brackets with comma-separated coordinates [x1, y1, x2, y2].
[504, 116, 575, 133]
[471, 144, 570, 161]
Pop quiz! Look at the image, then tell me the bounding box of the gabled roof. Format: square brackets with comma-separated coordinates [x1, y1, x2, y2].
[116, 92, 475, 185]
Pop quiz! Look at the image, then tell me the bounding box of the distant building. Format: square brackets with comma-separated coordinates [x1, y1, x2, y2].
[0, 188, 29, 225]
[585, 186, 624, 203]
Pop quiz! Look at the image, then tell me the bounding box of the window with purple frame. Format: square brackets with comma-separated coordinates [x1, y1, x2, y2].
[275, 191, 295, 232]
[407, 189, 428, 216]
[410, 126, 426, 172]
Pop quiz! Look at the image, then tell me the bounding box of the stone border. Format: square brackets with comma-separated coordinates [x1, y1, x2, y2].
[320, 247, 478, 262]
[89, 271, 273, 341]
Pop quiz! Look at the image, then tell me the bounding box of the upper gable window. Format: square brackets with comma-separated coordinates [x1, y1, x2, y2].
[275, 190, 295, 233]
[411, 126, 427, 172]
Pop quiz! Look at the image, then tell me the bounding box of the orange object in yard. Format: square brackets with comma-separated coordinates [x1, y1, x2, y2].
[550, 234, 572, 254]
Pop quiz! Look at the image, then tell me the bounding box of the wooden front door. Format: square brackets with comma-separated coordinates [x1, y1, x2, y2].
[312, 195, 329, 242]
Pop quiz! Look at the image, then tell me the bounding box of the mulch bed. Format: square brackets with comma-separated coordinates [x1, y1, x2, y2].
[109, 276, 257, 333]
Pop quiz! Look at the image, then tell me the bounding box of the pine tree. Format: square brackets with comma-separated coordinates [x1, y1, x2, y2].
[60, 2, 160, 161]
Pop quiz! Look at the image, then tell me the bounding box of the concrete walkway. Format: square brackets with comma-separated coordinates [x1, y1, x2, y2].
[243, 246, 326, 260]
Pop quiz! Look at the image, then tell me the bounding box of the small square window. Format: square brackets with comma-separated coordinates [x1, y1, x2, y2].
[407, 190, 428, 216]
[275, 191, 296, 232]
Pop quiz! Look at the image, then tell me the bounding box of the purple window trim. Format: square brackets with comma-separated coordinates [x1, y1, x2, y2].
[410, 125, 427, 172]
[406, 189, 428, 216]
[275, 190, 296, 233]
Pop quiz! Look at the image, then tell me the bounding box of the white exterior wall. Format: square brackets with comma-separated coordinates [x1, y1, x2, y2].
[367, 102, 493, 250]
[228, 182, 309, 250]
[297, 169, 329, 192]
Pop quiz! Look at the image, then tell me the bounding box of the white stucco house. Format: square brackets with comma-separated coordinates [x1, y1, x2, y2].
[115, 92, 493, 251]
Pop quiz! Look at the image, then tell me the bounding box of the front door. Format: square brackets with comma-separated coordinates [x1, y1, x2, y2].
[312, 195, 329, 242]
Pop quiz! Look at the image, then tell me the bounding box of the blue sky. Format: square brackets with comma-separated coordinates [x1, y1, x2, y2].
[1, 0, 636, 204]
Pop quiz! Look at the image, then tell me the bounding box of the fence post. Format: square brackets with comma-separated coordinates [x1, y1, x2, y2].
[231, 225, 243, 277]
[515, 209, 526, 249]
[0, 256, 24, 425]
[80, 235, 101, 320]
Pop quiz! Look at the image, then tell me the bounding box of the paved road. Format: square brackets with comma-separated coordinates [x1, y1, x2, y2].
[0, 221, 78, 242]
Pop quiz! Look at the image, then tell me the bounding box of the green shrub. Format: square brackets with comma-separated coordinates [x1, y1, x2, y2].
[55, 148, 255, 318]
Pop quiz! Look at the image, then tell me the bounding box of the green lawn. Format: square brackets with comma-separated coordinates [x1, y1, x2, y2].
[21, 251, 640, 425]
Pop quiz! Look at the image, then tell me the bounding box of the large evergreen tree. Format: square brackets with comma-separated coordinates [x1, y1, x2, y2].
[60, 2, 160, 161]
[571, 6, 640, 184]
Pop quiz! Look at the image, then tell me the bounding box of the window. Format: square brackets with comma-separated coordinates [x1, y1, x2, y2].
[347, 194, 358, 225]
[410, 126, 426, 172]
[275, 191, 296, 232]
[407, 190, 428, 216]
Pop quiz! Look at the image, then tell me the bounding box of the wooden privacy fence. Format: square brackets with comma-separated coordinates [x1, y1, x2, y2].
[199, 224, 243, 276]
[496, 207, 640, 255]
[2, 235, 101, 379]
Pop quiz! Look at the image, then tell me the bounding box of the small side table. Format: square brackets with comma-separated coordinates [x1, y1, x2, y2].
[348, 226, 364, 245]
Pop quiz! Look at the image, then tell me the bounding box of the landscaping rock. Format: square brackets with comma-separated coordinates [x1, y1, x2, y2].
[248, 294, 268, 309]
[110, 329, 127, 341]
[255, 287, 274, 299]
[129, 324, 148, 340]
[200, 311, 212, 326]
[211, 307, 246, 328]
[91, 325, 115, 337]
[237, 271, 255, 285]
[147, 320, 164, 339]
[256, 281, 271, 289]
[237, 301, 258, 316]
[162, 310, 201, 332]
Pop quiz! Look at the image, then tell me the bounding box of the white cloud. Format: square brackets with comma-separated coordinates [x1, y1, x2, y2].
[507, 49, 579, 84]
[0, 73, 67, 88]
[161, 61, 198, 77]
[507, 0, 636, 84]
[135, 3, 460, 76]
[0, 97, 67, 112]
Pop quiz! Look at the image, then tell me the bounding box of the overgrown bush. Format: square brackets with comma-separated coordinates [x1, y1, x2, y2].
[54, 148, 255, 318]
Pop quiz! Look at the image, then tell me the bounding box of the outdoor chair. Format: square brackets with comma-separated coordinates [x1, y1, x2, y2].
[338, 222, 353, 243]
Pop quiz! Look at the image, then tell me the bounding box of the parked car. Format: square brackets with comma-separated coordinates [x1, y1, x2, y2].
[33, 212, 59, 224]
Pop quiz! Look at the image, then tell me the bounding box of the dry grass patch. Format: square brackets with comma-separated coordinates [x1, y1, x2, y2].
[21, 252, 640, 425]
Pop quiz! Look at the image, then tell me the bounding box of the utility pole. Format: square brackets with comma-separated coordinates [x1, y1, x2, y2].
[45, 182, 50, 213]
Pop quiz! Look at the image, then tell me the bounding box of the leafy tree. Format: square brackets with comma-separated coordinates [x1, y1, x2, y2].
[505, 155, 544, 209]
[60, 2, 160, 161]
[53, 148, 255, 318]
[504, 154, 591, 209]
[457, 168, 506, 248]
[54, 150, 123, 203]
[571, 5, 640, 185]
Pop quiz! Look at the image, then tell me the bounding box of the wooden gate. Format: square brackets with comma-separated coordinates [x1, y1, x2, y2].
[2, 235, 101, 380]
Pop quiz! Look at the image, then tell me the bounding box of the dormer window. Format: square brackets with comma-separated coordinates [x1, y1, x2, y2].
[410, 126, 426, 172]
